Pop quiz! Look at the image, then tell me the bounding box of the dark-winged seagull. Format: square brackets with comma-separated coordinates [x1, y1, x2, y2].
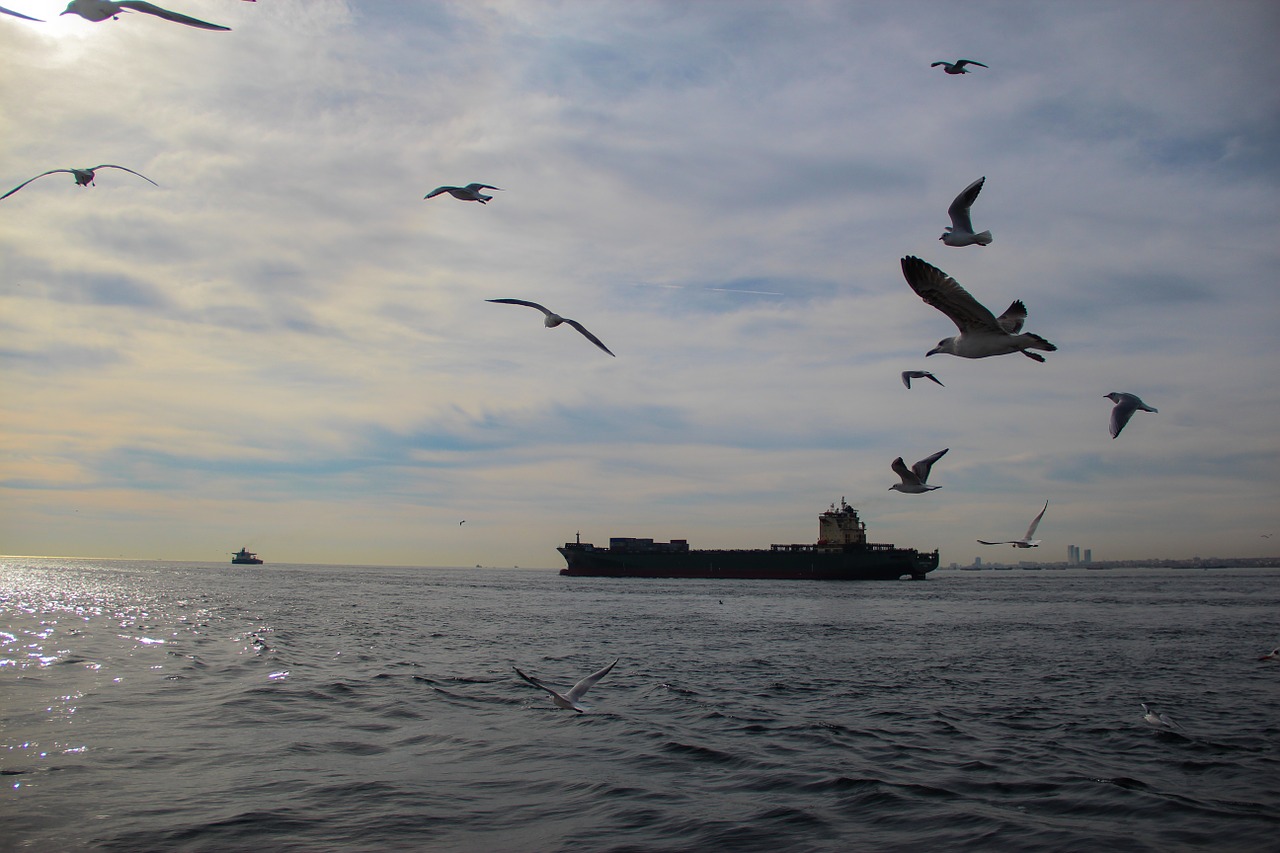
[901, 370, 944, 389]
[932, 59, 987, 75]
[486, 298, 615, 356]
[940, 177, 992, 247]
[424, 183, 502, 204]
[1, 5, 43, 20]
[978, 501, 1048, 548]
[1, 165, 158, 200]
[1104, 392, 1157, 439]
[62, 1, 230, 29]
[900, 256, 1056, 362]
[514, 658, 619, 713]
[890, 448, 948, 494]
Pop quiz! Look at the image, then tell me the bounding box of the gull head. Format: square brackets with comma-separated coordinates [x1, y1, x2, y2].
[927, 338, 955, 357]
[938, 227, 952, 241]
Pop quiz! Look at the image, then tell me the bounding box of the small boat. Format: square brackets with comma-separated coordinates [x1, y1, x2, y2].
[231, 547, 263, 565]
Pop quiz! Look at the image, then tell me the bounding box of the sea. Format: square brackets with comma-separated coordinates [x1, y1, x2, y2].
[2, 558, 1278, 853]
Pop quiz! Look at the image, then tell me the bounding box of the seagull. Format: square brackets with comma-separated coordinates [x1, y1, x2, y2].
[900, 256, 1056, 362]
[424, 183, 502, 204]
[514, 658, 619, 713]
[61, 1, 230, 29]
[1258, 648, 1279, 661]
[932, 59, 988, 75]
[978, 501, 1049, 548]
[940, 177, 992, 247]
[901, 370, 944, 389]
[889, 448, 948, 494]
[486, 298, 615, 356]
[1, 165, 158, 200]
[1104, 393, 1158, 439]
[1, 5, 43, 20]
[1140, 703, 1180, 730]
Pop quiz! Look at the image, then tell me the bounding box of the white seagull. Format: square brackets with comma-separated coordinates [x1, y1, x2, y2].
[1, 5, 43, 20]
[932, 59, 988, 75]
[1258, 648, 1278, 661]
[1104, 392, 1157, 439]
[514, 658, 619, 713]
[978, 501, 1049, 548]
[1, 165, 158, 200]
[486, 298, 615, 356]
[901, 370, 944, 389]
[61, 1, 230, 29]
[1140, 703, 1181, 730]
[940, 177, 992, 247]
[424, 182, 502, 204]
[901, 256, 1056, 362]
[890, 448, 948, 494]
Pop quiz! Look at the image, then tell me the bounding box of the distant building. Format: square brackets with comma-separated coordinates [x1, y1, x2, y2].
[1067, 544, 1078, 565]
[973, 556, 983, 567]
[1083, 549, 1092, 564]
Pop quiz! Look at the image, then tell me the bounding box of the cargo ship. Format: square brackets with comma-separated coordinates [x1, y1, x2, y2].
[231, 547, 264, 565]
[558, 499, 938, 580]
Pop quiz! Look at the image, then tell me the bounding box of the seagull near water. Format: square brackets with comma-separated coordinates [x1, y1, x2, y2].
[1104, 392, 1158, 439]
[514, 658, 619, 713]
[424, 183, 502, 204]
[901, 370, 944, 389]
[932, 59, 988, 75]
[978, 501, 1049, 548]
[889, 448, 948, 494]
[1, 165, 158, 200]
[1141, 703, 1181, 730]
[486, 298, 615, 356]
[61, 1, 230, 30]
[900, 256, 1056, 362]
[1258, 648, 1279, 661]
[940, 177, 992, 247]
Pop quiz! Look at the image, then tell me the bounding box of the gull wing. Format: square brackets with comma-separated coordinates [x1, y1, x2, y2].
[565, 658, 618, 702]
[923, 371, 944, 386]
[1, 5, 43, 21]
[514, 667, 567, 702]
[0, 169, 72, 200]
[901, 371, 912, 389]
[1109, 403, 1135, 439]
[930, 61, 950, 68]
[564, 318, 615, 357]
[1023, 501, 1049, 540]
[977, 539, 1015, 545]
[956, 60, 987, 69]
[424, 186, 457, 199]
[118, 1, 230, 30]
[911, 447, 948, 483]
[947, 177, 984, 232]
[93, 165, 159, 186]
[464, 183, 502, 192]
[487, 297, 553, 318]
[996, 301, 1026, 333]
[891, 457, 919, 485]
[901, 256, 1002, 335]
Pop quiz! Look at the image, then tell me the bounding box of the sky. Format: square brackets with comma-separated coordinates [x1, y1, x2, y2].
[2, 0, 1278, 569]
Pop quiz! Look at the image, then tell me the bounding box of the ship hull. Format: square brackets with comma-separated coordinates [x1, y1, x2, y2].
[558, 545, 937, 580]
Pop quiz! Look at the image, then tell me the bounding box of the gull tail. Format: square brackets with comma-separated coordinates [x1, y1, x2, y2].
[974, 230, 993, 245]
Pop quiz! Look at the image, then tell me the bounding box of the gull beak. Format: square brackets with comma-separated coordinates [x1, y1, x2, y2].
[925, 347, 940, 357]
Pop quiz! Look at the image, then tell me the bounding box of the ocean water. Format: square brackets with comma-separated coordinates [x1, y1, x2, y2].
[2, 559, 1278, 852]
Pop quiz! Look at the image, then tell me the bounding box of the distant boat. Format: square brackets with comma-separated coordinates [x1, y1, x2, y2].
[232, 548, 263, 565]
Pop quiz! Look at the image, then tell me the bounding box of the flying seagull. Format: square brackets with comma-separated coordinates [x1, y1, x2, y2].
[1, 5, 43, 20]
[424, 183, 502, 204]
[978, 501, 1049, 548]
[890, 448, 948, 494]
[940, 177, 992, 247]
[932, 59, 987, 75]
[900, 256, 1056, 362]
[61, 1, 230, 29]
[1, 165, 158, 200]
[514, 658, 619, 713]
[486, 298, 615, 356]
[1104, 392, 1157, 439]
[1140, 703, 1180, 730]
[901, 370, 944, 389]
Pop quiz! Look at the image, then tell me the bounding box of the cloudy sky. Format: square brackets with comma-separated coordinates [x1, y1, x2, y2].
[2, 0, 1278, 568]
